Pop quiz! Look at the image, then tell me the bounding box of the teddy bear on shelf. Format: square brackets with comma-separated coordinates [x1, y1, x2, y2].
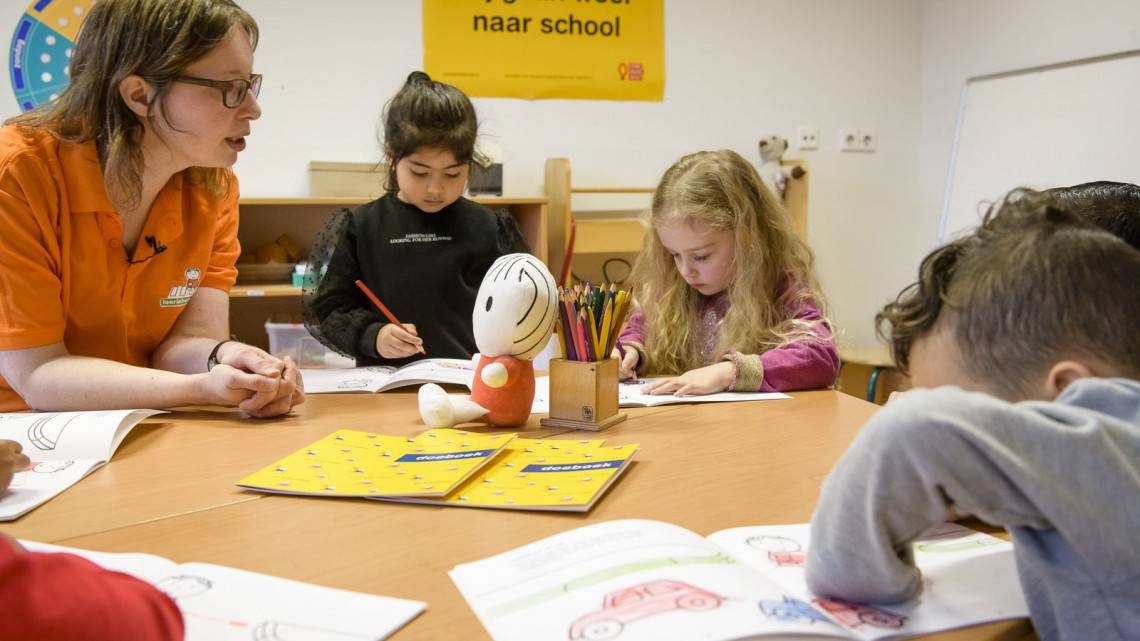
[757, 135, 806, 199]
[417, 253, 558, 428]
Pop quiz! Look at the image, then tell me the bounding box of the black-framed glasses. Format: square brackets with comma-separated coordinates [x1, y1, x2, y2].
[174, 73, 262, 108]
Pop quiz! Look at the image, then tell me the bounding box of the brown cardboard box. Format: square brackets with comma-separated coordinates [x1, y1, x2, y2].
[308, 161, 387, 198]
[568, 216, 644, 285]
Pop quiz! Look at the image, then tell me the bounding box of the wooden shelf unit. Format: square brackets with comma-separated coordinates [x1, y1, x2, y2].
[543, 158, 808, 286]
[229, 196, 548, 350]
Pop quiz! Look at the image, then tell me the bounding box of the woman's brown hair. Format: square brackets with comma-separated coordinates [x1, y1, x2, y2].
[5, 0, 258, 208]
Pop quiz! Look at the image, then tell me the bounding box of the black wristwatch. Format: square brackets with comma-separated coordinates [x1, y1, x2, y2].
[206, 339, 236, 371]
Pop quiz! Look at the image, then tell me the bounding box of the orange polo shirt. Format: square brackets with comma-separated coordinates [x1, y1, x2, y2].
[0, 126, 240, 411]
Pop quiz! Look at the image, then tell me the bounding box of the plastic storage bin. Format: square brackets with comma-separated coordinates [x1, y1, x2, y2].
[265, 322, 354, 368]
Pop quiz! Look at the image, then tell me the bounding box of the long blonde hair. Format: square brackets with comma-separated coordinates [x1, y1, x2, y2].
[5, 0, 258, 209]
[630, 149, 828, 375]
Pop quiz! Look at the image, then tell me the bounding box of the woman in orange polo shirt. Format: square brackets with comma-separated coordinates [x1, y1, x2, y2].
[0, 0, 302, 418]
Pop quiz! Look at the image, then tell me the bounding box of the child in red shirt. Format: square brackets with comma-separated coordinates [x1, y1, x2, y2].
[0, 440, 183, 640]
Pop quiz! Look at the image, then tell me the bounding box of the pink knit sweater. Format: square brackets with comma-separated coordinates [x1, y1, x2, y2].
[617, 289, 839, 392]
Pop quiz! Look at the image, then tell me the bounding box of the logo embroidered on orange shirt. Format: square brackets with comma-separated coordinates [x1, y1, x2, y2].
[159, 267, 202, 308]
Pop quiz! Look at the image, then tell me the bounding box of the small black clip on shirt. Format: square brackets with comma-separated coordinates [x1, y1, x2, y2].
[127, 235, 167, 265]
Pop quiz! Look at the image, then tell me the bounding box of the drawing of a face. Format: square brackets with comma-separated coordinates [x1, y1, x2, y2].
[157, 575, 213, 599]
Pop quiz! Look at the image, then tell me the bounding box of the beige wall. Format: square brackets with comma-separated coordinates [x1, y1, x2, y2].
[916, 0, 1140, 251]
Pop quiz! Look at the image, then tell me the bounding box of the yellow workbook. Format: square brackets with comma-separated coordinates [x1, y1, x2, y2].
[236, 429, 515, 498]
[378, 437, 638, 512]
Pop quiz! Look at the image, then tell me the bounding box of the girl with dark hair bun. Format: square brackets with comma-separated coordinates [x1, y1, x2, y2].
[305, 72, 529, 366]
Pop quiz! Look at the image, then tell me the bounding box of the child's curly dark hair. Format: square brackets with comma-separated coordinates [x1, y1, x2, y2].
[877, 188, 1140, 397]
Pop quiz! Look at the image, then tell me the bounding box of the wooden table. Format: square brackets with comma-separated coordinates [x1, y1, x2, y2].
[0, 391, 1031, 641]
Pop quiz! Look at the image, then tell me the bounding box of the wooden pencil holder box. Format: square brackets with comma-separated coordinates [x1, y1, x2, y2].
[539, 358, 627, 431]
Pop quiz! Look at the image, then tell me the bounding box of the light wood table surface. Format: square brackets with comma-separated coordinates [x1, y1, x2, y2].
[0, 393, 580, 542]
[1, 390, 1031, 641]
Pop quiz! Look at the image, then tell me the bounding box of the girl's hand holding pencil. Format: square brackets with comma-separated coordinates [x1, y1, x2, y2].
[355, 279, 426, 357]
[377, 323, 425, 359]
[612, 341, 639, 381]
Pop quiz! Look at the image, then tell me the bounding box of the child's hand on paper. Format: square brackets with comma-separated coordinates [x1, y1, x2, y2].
[642, 361, 734, 396]
[612, 347, 639, 381]
[377, 323, 425, 358]
[0, 439, 31, 493]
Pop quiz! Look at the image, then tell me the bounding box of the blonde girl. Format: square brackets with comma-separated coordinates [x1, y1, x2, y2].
[614, 149, 839, 395]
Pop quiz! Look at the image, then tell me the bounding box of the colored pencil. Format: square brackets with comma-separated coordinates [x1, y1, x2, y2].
[355, 279, 401, 326]
[559, 219, 577, 287]
[355, 279, 425, 354]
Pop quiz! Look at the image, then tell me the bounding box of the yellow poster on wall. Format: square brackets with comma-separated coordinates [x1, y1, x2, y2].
[423, 0, 664, 101]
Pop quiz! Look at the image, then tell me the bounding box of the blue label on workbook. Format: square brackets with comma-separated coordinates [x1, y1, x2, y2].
[397, 450, 496, 463]
[521, 460, 625, 473]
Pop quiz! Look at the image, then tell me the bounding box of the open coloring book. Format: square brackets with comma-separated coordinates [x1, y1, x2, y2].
[0, 409, 162, 521]
[300, 358, 476, 394]
[451, 519, 1028, 641]
[531, 376, 789, 413]
[22, 541, 425, 641]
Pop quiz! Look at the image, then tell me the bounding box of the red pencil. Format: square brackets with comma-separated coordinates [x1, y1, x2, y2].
[355, 279, 402, 325]
[355, 279, 425, 354]
[559, 218, 577, 287]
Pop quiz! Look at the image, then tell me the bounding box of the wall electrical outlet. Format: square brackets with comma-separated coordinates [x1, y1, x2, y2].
[796, 126, 820, 150]
[860, 130, 877, 152]
[839, 128, 877, 152]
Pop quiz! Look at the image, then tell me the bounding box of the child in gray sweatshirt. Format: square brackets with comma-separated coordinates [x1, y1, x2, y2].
[806, 189, 1140, 641]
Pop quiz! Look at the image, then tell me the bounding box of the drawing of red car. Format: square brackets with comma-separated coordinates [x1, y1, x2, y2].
[811, 597, 906, 629]
[568, 580, 723, 640]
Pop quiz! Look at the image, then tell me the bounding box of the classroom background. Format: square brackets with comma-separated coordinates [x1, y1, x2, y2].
[1, 0, 1136, 353]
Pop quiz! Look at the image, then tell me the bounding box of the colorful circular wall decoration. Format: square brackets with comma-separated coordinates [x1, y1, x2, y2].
[9, 1, 94, 111]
